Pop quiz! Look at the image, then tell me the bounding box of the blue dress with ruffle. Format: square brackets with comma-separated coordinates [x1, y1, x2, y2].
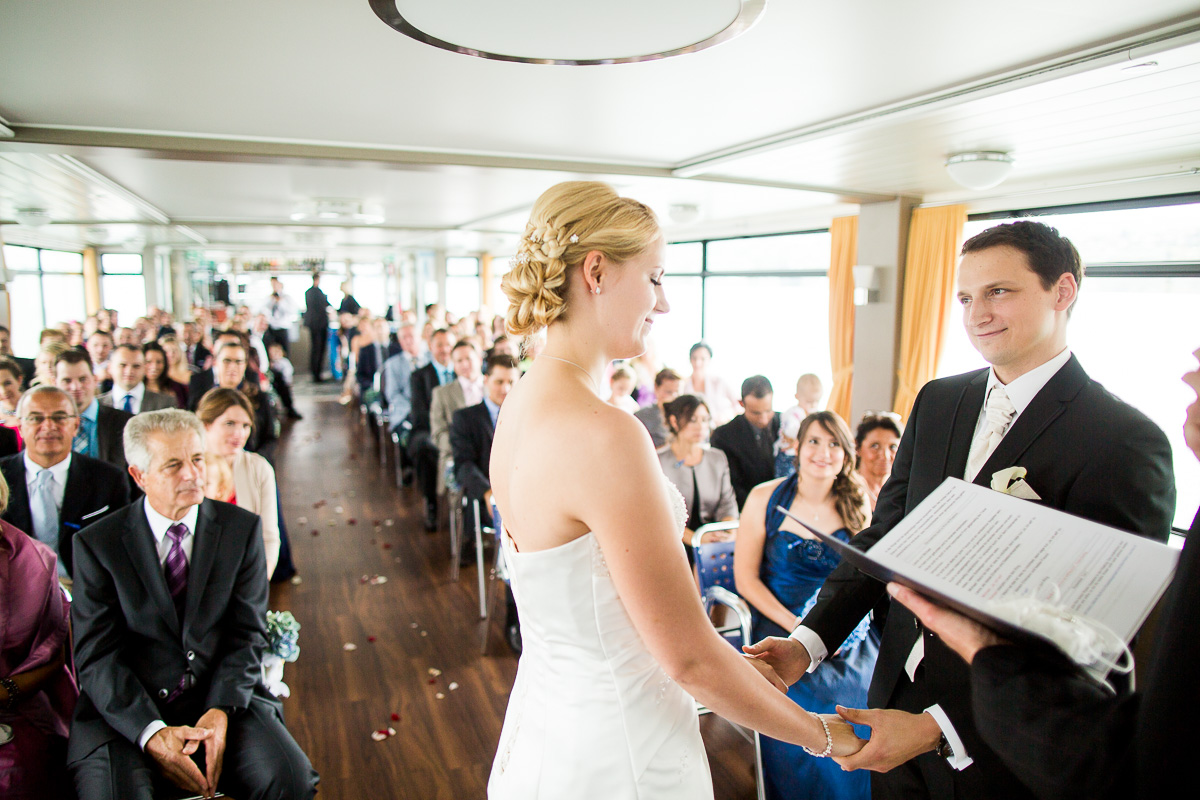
[751, 474, 879, 800]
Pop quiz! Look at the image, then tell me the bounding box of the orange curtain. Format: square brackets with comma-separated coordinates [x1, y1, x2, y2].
[892, 205, 967, 418]
[827, 216, 857, 422]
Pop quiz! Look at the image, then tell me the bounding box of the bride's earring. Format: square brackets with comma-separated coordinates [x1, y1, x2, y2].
[593, 286, 601, 294]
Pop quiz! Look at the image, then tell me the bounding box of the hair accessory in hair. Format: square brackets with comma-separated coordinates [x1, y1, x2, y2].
[514, 253, 529, 265]
[569, 234, 579, 243]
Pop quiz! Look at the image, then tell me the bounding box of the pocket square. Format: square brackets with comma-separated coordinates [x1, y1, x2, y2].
[81, 505, 110, 521]
[990, 467, 1041, 500]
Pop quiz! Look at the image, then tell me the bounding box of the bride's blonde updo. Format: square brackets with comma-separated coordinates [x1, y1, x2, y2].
[503, 181, 660, 337]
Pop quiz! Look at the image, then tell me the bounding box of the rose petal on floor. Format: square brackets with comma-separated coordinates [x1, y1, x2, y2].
[344, 642, 358, 651]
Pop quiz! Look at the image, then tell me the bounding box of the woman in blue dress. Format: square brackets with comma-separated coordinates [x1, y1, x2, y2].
[735, 411, 878, 800]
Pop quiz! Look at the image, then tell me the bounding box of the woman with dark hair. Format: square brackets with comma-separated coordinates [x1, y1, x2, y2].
[681, 341, 740, 426]
[0, 357, 25, 449]
[657, 394, 738, 563]
[0, 472, 78, 798]
[734, 410, 878, 800]
[141, 341, 186, 409]
[854, 412, 904, 511]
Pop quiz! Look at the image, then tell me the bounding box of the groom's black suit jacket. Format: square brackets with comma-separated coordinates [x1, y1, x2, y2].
[68, 498, 274, 762]
[802, 355, 1176, 798]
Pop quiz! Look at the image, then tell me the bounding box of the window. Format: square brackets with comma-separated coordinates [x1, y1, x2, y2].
[938, 197, 1200, 529]
[2, 245, 86, 355]
[100, 253, 147, 323]
[445, 256, 481, 319]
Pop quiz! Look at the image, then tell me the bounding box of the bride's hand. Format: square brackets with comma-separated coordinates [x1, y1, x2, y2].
[742, 654, 788, 694]
[823, 715, 866, 758]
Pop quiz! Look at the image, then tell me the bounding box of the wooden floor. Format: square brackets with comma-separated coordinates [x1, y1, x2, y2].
[268, 383, 758, 799]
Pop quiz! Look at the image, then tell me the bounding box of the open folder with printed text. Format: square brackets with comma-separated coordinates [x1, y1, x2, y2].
[779, 478, 1179, 656]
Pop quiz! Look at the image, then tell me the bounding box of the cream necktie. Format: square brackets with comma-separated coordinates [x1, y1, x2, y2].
[965, 386, 1016, 483]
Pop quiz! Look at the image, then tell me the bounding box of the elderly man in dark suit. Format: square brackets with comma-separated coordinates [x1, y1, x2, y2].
[1, 385, 130, 579]
[68, 409, 317, 799]
[99, 344, 177, 414]
[710, 375, 780, 509]
[410, 328, 457, 530]
[746, 221, 1176, 800]
[55, 349, 133, 473]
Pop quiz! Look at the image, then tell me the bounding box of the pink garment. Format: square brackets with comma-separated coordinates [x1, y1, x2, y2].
[0, 519, 78, 796]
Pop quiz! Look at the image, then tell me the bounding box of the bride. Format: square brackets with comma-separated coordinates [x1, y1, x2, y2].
[488, 181, 864, 798]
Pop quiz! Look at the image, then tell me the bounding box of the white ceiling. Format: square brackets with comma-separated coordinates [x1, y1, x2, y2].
[1, 0, 1199, 257]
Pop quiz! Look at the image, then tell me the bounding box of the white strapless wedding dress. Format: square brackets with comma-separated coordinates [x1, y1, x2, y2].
[488, 481, 714, 799]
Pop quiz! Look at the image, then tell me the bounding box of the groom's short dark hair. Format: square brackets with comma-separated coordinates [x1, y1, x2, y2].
[962, 220, 1084, 292]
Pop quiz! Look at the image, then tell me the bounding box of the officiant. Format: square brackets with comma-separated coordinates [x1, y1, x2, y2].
[745, 221, 1177, 800]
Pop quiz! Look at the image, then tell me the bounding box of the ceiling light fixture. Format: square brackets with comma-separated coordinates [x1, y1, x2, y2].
[945, 151, 1015, 191]
[369, 0, 766, 65]
[668, 204, 702, 225]
[13, 208, 52, 227]
[290, 199, 386, 225]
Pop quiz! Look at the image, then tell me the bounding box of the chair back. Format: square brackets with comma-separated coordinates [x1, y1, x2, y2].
[691, 520, 740, 598]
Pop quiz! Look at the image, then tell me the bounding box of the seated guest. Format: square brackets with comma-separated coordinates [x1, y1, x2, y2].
[382, 322, 421, 433]
[634, 367, 682, 448]
[85, 331, 115, 393]
[854, 411, 903, 511]
[0, 472, 79, 800]
[656, 394, 737, 563]
[186, 330, 245, 409]
[99, 344, 177, 414]
[267, 341, 302, 420]
[0, 386, 129, 579]
[54, 350, 133, 474]
[682, 341, 740, 425]
[411, 328, 457, 530]
[67, 410, 318, 799]
[32, 341, 70, 388]
[181, 322, 211, 373]
[734, 410, 875, 800]
[353, 316, 387, 400]
[158, 336, 195, 394]
[142, 341, 188, 410]
[0, 356, 26, 450]
[776, 373, 825, 473]
[196, 388, 281, 577]
[431, 341, 483, 496]
[197, 340, 276, 456]
[0, 324, 36, 386]
[711, 375, 781, 510]
[606, 365, 640, 413]
[450, 355, 518, 513]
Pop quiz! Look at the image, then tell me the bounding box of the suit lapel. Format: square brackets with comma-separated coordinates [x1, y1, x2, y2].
[183, 500, 221, 641]
[61, 457, 88, 525]
[943, 370, 988, 480]
[3, 459, 33, 534]
[121, 503, 180, 632]
[480, 403, 495, 438]
[974, 355, 1088, 486]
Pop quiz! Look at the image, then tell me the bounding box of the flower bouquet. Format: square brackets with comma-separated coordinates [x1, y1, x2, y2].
[262, 610, 301, 698]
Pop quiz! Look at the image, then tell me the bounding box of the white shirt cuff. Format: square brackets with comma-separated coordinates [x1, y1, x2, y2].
[138, 720, 167, 751]
[924, 704, 974, 770]
[787, 625, 828, 674]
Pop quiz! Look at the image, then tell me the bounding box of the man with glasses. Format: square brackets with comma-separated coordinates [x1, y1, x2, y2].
[187, 331, 251, 410]
[55, 349, 134, 474]
[0, 385, 129, 580]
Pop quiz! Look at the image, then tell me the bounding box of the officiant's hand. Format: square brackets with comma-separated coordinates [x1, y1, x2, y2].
[887, 583, 1002, 664]
[831, 707, 941, 773]
[1183, 347, 1200, 461]
[742, 654, 788, 693]
[741, 637, 810, 686]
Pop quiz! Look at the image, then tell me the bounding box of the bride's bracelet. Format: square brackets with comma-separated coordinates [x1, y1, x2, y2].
[802, 711, 832, 758]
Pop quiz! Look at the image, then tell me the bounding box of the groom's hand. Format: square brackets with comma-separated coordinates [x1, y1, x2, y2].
[742, 637, 810, 686]
[832, 707, 941, 773]
[742, 654, 788, 693]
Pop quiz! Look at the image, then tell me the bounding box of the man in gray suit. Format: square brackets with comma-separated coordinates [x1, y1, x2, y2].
[431, 340, 483, 494]
[68, 410, 317, 799]
[99, 344, 178, 414]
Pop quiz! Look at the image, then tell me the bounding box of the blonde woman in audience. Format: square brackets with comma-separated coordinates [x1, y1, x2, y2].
[158, 335, 195, 388]
[683, 341, 740, 425]
[31, 341, 70, 387]
[734, 410, 876, 800]
[657, 393, 738, 562]
[195, 387, 281, 577]
[488, 180, 861, 799]
[605, 365, 640, 413]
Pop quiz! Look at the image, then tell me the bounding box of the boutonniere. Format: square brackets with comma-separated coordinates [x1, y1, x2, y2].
[991, 467, 1041, 500]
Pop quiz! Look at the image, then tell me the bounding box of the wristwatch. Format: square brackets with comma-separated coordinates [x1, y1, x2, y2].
[934, 732, 955, 760]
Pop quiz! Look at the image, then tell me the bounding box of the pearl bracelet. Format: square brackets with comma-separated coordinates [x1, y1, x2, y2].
[802, 711, 832, 758]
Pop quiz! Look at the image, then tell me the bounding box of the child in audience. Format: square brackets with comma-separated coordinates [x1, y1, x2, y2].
[607, 365, 640, 413]
[775, 373, 824, 477]
[268, 341, 295, 388]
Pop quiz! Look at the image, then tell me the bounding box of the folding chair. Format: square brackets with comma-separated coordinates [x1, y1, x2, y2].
[691, 521, 767, 800]
[480, 500, 511, 655]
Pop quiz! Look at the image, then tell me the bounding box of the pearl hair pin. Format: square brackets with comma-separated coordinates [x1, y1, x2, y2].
[569, 234, 579, 243]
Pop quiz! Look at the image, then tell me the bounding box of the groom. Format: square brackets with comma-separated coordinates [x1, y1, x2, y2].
[747, 220, 1176, 799]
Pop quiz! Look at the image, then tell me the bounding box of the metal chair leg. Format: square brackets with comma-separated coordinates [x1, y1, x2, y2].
[473, 500, 487, 619]
[449, 493, 462, 583]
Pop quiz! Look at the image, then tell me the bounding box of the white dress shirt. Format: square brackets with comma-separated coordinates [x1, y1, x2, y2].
[112, 382, 146, 414]
[459, 376, 484, 408]
[137, 498, 201, 751]
[789, 347, 1073, 770]
[24, 451, 71, 513]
